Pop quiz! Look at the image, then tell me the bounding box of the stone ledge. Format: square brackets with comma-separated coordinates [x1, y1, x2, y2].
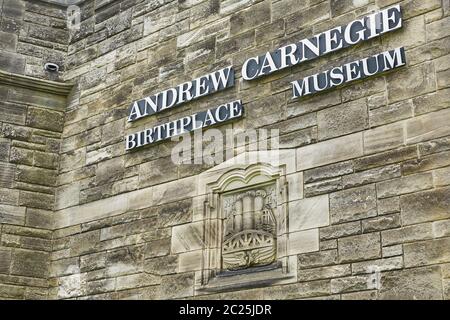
[0, 70, 73, 96]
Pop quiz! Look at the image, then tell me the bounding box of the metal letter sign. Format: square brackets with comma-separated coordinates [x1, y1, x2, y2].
[125, 5, 405, 151]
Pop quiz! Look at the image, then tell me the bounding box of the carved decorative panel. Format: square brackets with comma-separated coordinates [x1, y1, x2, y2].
[196, 162, 297, 293]
[222, 185, 277, 270]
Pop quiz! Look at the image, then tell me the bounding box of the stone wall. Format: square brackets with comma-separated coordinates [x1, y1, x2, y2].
[1, 0, 449, 300]
[0, 0, 72, 299]
[0, 0, 68, 79]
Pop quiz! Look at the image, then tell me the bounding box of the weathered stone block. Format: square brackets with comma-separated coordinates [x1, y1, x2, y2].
[157, 198, 193, 228]
[320, 221, 361, 240]
[80, 252, 106, 273]
[19, 190, 53, 211]
[427, 16, 450, 42]
[144, 255, 178, 276]
[139, 156, 178, 188]
[304, 161, 353, 184]
[0, 162, 15, 188]
[376, 172, 433, 198]
[342, 164, 401, 189]
[363, 122, 405, 155]
[354, 146, 418, 172]
[0, 248, 11, 274]
[289, 195, 329, 232]
[387, 62, 436, 104]
[229, 0, 270, 35]
[331, 275, 372, 294]
[330, 185, 377, 224]
[304, 177, 342, 197]
[413, 88, 450, 116]
[402, 151, 450, 175]
[16, 165, 57, 187]
[369, 100, 413, 127]
[362, 214, 400, 233]
[341, 290, 378, 300]
[144, 238, 171, 259]
[403, 238, 450, 267]
[317, 98, 368, 140]
[116, 273, 160, 291]
[0, 102, 27, 126]
[381, 223, 433, 246]
[298, 249, 337, 269]
[406, 108, 450, 144]
[382, 244, 403, 258]
[106, 246, 143, 277]
[379, 266, 443, 299]
[289, 229, 319, 255]
[178, 250, 203, 272]
[298, 264, 351, 282]
[160, 272, 194, 299]
[286, 1, 329, 33]
[400, 187, 450, 225]
[26, 107, 64, 132]
[338, 233, 381, 263]
[50, 257, 79, 277]
[96, 156, 124, 186]
[351, 256, 403, 275]
[297, 133, 363, 171]
[263, 280, 330, 299]
[384, 15, 426, 49]
[432, 219, 450, 238]
[171, 221, 203, 254]
[11, 249, 49, 278]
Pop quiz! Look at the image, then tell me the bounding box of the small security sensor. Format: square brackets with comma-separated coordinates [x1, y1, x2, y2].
[44, 63, 60, 72]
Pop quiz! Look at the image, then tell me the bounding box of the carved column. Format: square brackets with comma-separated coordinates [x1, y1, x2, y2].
[234, 199, 243, 232]
[254, 194, 264, 229]
[242, 195, 254, 230]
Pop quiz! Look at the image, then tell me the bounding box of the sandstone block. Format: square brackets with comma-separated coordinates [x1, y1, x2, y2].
[387, 62, 435, 104]
[342, 164, 401, 189]
[317, 98, 368, 140]
[406, 108, 450, 144]
[381, 223, 433, 246]
[116, 273, 160, 291]
[338, 233, 381, 263]
[320, 221, 361, 240]
[304, 177, 342, 197]
[26, 107, 64, 132]
[403, 238, 450, 267]
[363, 122, 405, 155]
[11, 249, 49, 278]
[400, 187, 450, 225]
[171, 221, 203, 254]
[298, 264, 351, 282]
[289, 195, 329, 232]
[351, 256, 403, 275]
[229, 0, 270, 35]
[144, 255, 178, 276]
[362, 214, 401, 233]
[289, 229, 319, 255]
[304, 161, 353, 184]
[297, 133, 363, 171]
[331, 275, 372, 294]
[376, 172, 433, 198]
[379, 266, 443, 299]
[330, 185, 377, 224]
[160, 273, 194, 299]
[298, 249, 337, 269]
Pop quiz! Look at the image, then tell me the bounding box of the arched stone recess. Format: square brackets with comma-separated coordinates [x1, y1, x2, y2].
[171, 150, 321, 294]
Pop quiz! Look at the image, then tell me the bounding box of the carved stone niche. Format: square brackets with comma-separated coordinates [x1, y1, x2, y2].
[197, 163, 297, 294]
